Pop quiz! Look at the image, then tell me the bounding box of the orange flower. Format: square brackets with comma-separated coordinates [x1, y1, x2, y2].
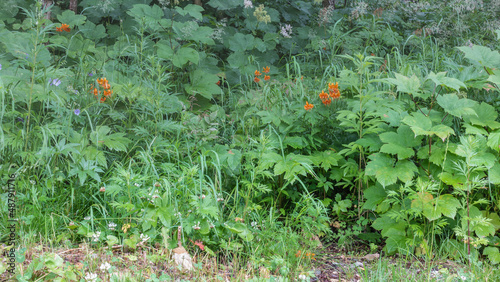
[97, 78, 108, 86]
[262, 66, 270, 73]
[62, 24, 71, 32]
[319, 90, 328, 100]
[57, 24, 70, 32]
[322, 98, 332, 105]
[295, 250, 301, 257]
[91, 87, 99, 96]
[264, 75, 270, 81]
[104, 90, 113, 96]
[254, 70, 262, 76]
[100, 97, 106, 103]
[102, 82, 110, 89]
[304, 101, 313, 110]
[328, 82, 340, 99]
[216, 80, 221, 86]
[254, 77, 260, 83]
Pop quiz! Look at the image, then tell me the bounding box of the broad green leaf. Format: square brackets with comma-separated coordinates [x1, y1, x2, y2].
[311, 150, 342, 171]
[394, 160, 418, 183]
[229, 33, 255, 52]
[80, 21, 106, 40]
[172, 47, 200, 68]
[385, 73, 422, 96]
[487, 130, 500, 152]
[57, 10, 86, 26]
[184, 69, 220, 99]
[426, 71, 466, 92]
[402, 112, 455, 141]
[490, 163, 500, 184]
[207, 0, 241, 10]
[436, 94, 476, 118]
[365, 153, 397, 187]
[175, 4, 204, 21]
[464, 102, 500, 129]
[379, 125, 422, 160]
[488, 69, 500, 86]
[457, 45, 500, 69]
[484, 247, 500, 265]
[436, 194, 461, 219]
[127, 4, 163, 20]
[362, 184, 387, 210]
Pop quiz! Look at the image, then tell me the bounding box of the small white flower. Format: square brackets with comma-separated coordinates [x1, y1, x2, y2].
[92, 231, 101, 242]
[84, 216, 91, 221]
[193, 221, 201, 230]
[244, 0, 253, 8]
[280, 24, 293, 38]
[461, 276, 467, 281]
[174, 212, 181, 217]
[298, 274, 307, 280]
[134, 183, 140, 187]
[108, 222, 117, 231]
[30, 180, 36, 185]
[84, 272, 98, 281]
[140, 233, 150, 242]
[201, 194, 206, 199]
[99, 262, 111, 271]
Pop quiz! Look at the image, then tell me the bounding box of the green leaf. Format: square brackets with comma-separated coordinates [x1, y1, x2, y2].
[311, 150, 341, 171]
[436, 94, 476, 118]
[436, 194, 461, 219]
[184, 69, 220, 99]
[489, 163, 500, 184]
[175, 4, 204, 21]
[207, 0, 241, 10]
[402, 112, 455, 141]
[379, 125, 422, 160]
[79, 21, 106, 40]
[127, 4, 163, 21]
[426, 71, 466, 92]
[365, 154, 417, 187]
[385, 73, 423, 97]
[457, 45, 500, 69]
[464, 102, 500, 129]
[363, 184, 387, 210]
[172, 47, 200, 68]
[229, 33, 255, 52]
[487, 130, 500, 152]
[484, 247, 500, 265]
[57, 10, 86, 26]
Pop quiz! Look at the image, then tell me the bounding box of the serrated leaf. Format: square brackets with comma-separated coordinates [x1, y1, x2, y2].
[402, 112, 455, 141]
[436, 94, 476, 118]
[311, 150, 341, 171]
[484, 247, 500, 264]
[379, 125, 422, 160]
[394, 160, 418, 183]
[385, 73, 423, 97]
[362, 184, 387, 210]
[426, 71, 466, 92]
[490, 163, 500, 184]
[457, 45, 500, 69]
[175, 4, 204, 21]
[172, 47, 199, 68]
[436, 194, 461, 219]
[365, 153, 397, 187]
[184, 69, 220, 99]
[57, 10, 86, 26]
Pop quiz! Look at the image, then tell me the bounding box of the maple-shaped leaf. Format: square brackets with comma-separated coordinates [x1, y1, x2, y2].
[402, 112, 455, 141]
[385, 73, 424, 97]
[457, 45, 500, 69]
[436, 94, 477, 118]
[484, 247, 500, 265]
[365, 153, 417, 187]
[379, 125, 422, 160]
[464, 102, 500, 130]
[425, 71, 466, 92]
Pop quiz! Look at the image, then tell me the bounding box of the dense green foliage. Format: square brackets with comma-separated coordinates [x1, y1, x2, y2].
[1, 0, 500, 280]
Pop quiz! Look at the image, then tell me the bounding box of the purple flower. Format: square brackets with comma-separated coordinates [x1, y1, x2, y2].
[0, 64, 2, 70]
[88, 72, 93, 77]
[50, 78, 61, 87]
[74, 109, 80, 116]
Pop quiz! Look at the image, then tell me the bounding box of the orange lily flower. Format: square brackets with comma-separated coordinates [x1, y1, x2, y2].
[304, 101, 314, 110]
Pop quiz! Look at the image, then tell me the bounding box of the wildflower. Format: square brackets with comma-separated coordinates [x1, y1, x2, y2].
[244, 0, 253, 8]
[328, 82, 340, 99]
[216, 80, 221, 86]
[262, 66, 270, 73]
[295, 250, 301, 257]
[100, 97, 106, 103]
[235, 217, 244, 222]
[264, 75, 270, 81]
[298, 274, 307, 280]
[99, 187, 105, 192]
[134, 183, 140, 187]
[69, 222, 75, 226]
[253, 5, 271, 24]
[154, 182, 161, 187]
[122, 224, 130, 233]
[280, 24, 293, 38]
[84, 216, 91, 220]
[254, 70, 262, 76]
[319, 90, 329, 101]
[57, 24, 71, 32]
[304, 101, 313, 110]
[193, 222, 201, 230]
[92, 231, 101, 242]
[74, 109, 80, 116]
[88, 72, 93, 76]
[254, 77, 261, 83]
[103, 90, 113, 96]
[140, 233, 150, 242]
[0, 64, 2, 70]
[108, 222, 117, 231]
[50, 78, 61, 86]
[99, 262, 111, 271]
[84, 272, 98, 281]
[322, 98, 332, 105]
